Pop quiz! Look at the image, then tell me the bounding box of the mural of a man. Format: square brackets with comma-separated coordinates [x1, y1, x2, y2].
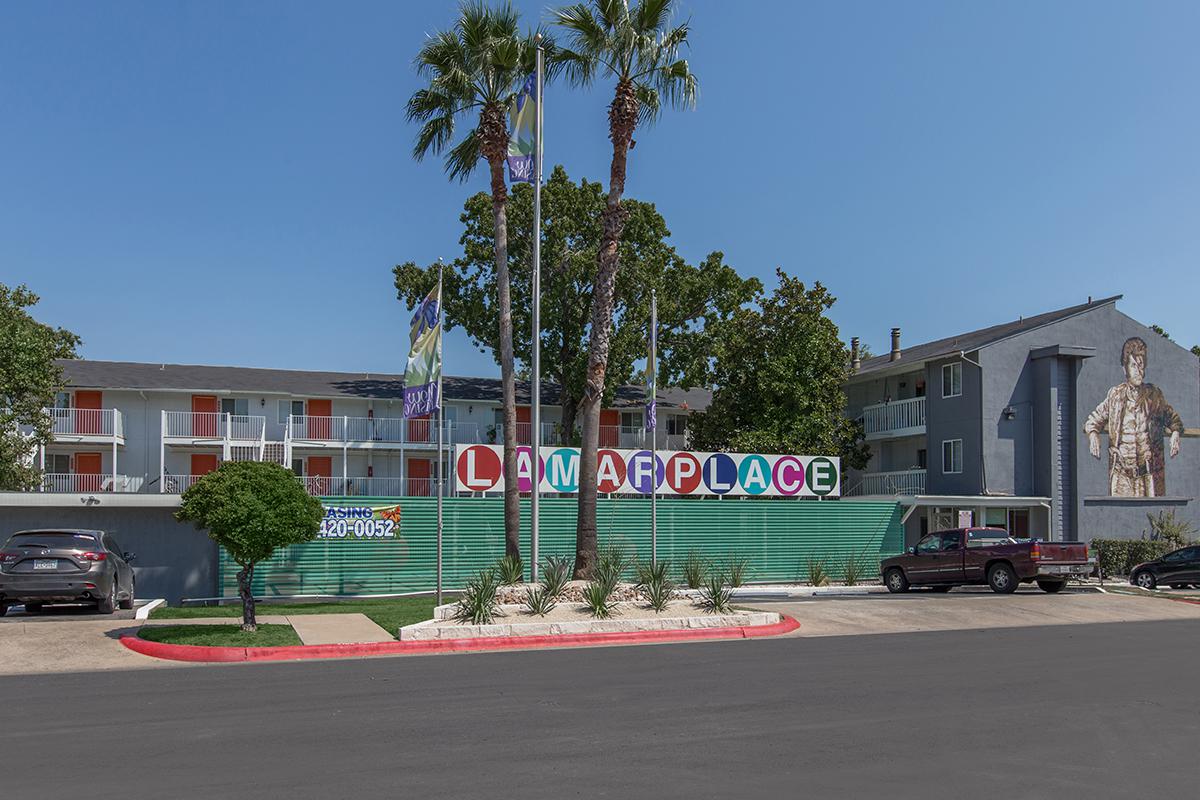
[1084, 336, 1183, 497]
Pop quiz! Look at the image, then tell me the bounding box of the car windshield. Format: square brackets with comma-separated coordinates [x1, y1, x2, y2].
[6, 532, 98, 550]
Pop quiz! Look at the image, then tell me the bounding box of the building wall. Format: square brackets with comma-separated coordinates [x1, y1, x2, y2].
[925, 355, 984, 495]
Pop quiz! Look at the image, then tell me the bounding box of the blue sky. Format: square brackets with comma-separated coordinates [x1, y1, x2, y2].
[3, 0, 1199, 378]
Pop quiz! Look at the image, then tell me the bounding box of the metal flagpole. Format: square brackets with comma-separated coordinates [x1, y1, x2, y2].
[436, 258, 444, 607]
[650, 289, 657, 567]
[530, 38, 544, 584]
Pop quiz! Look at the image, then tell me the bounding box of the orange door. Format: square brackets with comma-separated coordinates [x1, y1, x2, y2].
[192, 395, 219, 437]
[599, 409, 619, 447]
[407, 458, 431, 496]
[408, 413, 431, 444]
[74, 390, 102, 435]
[75, 452, 103, 492]
[307, 399, 332, 440]
[308, 456, 332, 495]
[191, 453, 219, 477]
[517, 406, 531, 444]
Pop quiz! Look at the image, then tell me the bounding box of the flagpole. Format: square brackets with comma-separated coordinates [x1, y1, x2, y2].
[529, 37, 544, 584]
[650, 289, 657, 567]
[436, 258, 444, 608]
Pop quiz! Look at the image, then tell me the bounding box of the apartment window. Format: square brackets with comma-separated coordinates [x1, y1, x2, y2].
[942, 362, 962, 398]
[47, 453, 71, 473]
[221, 398, 249, 417]
[54, 391, 72, 409]
[291, 458, 304, 477]
[279, 400, 305, 424]
[666, 415, 688, 436]
[620, 411, 642, 432]
[942, 439, 963, 474]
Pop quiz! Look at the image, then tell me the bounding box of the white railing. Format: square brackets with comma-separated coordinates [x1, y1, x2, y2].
[490, 422, 567, 446]
[46, 408, 124, 439]
[848, 469, 926, 497]
[41, 473, 131, 493]
[161, 474, 205, 493]
[163, 411, 266, 440]
[297, 476, 452, 498]
[860, 396, 926, 437]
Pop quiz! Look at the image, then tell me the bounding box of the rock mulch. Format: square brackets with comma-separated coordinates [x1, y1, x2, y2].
[495, 580, 648, 604]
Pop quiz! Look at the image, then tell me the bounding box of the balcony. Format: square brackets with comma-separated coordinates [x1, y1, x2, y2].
[860, 396, 926, 440]
[298, 476, 455, 497]
[288, 415, 454, 449]
[41, 473, 136, 493]
[162, 411, 266, 442]
[846, 469, 927, 497]
[44, 408, 125, 445]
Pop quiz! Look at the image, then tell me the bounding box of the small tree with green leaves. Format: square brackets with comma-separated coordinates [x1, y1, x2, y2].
[176, 462, 323, 631]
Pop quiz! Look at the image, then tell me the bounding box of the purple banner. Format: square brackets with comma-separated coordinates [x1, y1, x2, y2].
[403, 382, 439, 419]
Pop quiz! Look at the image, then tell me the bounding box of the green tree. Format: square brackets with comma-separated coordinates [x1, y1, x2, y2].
[1149, 324, 1170, 339]
[688, 270, 871, 470]
[394, 166, 758, 435]
[1190, 345, 1199, 359]
[176, 462, 323, 631]
[406, 2, 547, 559]
[554, 0, 698, 578]
[0, 284, 80, 491]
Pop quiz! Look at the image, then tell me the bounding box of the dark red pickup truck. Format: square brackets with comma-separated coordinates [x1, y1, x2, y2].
[880, 527, 1093, 594]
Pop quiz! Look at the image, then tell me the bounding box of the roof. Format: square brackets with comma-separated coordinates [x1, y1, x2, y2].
[56, 359, 710, 412]
[850, 295, 1122, 379]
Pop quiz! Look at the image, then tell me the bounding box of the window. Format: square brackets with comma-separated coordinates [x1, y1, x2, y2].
[105, 535, 123, 555]
[916, 534, 942, 554]
[54, 391, 71, 409]
[620, 411, 642, 432]
[291, 458, 304, 477]
[942, 362, 962, 398]
[47, 453, 71, 473]
[221, 398, 249, 416]
[666, 415, 688, 436]
[942, 439, 963, 474]
[279, 400, 305, 424]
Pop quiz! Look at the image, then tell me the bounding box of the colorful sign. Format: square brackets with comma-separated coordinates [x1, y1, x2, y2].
[507, 73, 536, 183]
[403, 282, 441, 418]
[317, 504, 402, 540]
[454, 444, 840, 497]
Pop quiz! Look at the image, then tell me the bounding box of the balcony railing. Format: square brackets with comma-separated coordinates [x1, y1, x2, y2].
[46, 408, 124, 439]
[860, 396, 926, 439]
[847, 469, 926, 497]
[163, 411, 266, 441]
[41, 473, 132, 493]
[298, 476, 454, 498]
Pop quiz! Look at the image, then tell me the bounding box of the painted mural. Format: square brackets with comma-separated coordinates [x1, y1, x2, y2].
[1083, 336, 1184, 497]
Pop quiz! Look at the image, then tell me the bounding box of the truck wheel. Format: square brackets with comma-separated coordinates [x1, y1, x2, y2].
[1037, 579, 1067, 593]
[1133, 570, 1157, 590]
[988, 563, 1018, 594]
[885, 568, 909, 593]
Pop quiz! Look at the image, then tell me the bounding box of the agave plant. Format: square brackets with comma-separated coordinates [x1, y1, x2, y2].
[681, 549, 710, 589]
[727, 555, 751, 588]
[523, 586, 557, 617]
[644, 572, 675, 613]
[497, 554, 525, 585]
[453, 568, 501, 625]
[697, 574, 734, 614]
[582, 579, 616, 619]
[540, 554, 572, 598]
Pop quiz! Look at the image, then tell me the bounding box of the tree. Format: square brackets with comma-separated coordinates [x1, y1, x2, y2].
[406, 1, 547, 559]
[554, 0, 698, 578]
[394, 166, 759, 435]
[688, 270, 871, 471]
[1192, 345, 1200, 359]
[0, 284, 80, 491]
[176, 462, 323, 631]
[1149, 324, 1170, 339]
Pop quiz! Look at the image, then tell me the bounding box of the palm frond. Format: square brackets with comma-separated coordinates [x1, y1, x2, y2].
[412, 112, 457, 161]
[597, 0, 626, 30]
[444, 128, 482, 182]
[633, 0, 672, 35]
[654, 58, 697, 111]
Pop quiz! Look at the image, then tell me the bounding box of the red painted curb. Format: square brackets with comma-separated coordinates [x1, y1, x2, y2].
[122, 615, 800, 663]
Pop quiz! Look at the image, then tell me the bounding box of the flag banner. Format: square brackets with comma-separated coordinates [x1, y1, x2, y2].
[454, 444, 841, 498]
[506, 73, 536, 184]
[403, 283, 441, 418]
[644, 367, 656, 431]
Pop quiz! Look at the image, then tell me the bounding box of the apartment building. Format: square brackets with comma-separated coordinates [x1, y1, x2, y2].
[30, 360, 706, 498]
[844, 296, 1200, 545]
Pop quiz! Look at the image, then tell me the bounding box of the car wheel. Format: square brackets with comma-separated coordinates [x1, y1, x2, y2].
[1037, 579, 1067, 593]
[97, 581, 117, 614]
[119, 579, 134, 611]
[931, 585, 954, 593]
[885, 568, 909, 593]
[988, 563, 1018, 594]
[1133, 570, 1157, 590]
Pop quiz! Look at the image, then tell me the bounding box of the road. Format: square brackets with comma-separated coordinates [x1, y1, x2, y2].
[3, 615, 1197, 799]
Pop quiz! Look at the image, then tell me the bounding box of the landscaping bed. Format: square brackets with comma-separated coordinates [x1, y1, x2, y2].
[150, 596, 436, 638]
[138, 624, 302, 648]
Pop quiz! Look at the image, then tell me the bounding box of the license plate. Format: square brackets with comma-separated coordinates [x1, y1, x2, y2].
[33, 559, 58, 570]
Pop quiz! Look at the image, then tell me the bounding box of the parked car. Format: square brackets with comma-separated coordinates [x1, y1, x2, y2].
[1129, 546, 1200, 590]
[0, 529, 135, 615]
[881, 527, 1093, 594]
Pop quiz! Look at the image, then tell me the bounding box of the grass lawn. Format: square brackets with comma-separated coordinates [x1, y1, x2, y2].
[139, 624, 302, 647]
[151, 596, 438, 637]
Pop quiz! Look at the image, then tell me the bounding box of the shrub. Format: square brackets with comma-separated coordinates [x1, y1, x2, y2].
[806, 556, 830, 587]
[727, 555, 751, 587]
[635, 559, 670, 588]
[1091, 538, 1173, 578]
[540, 555, 571, 598]
[595, 541, 633, 588]
[681, 549, 710, 589]
[842, 552, 866, 586]
[644, 573, 675, 613]
[582, 580, 615, 619]
[697, 574, 734, 614]
[523, 586, 557, 617]
[453, 569, 500, 625]
[496, 554, 525, 585]
[1147, 510, 1196, 549]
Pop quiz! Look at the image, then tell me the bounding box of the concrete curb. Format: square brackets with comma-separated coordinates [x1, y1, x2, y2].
[135, 599, 165, 620]
[119, 615, 800, 663]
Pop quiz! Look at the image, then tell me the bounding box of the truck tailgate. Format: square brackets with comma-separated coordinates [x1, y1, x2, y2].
[1036, 542, 1089, 563]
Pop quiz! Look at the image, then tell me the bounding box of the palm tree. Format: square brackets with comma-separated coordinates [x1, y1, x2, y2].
[553, 0, 697, 578]
[408, 1, 544, 559]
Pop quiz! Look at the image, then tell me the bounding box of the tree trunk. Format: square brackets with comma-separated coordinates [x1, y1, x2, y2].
[237, 564, 256, 633]
[574, 79, 638, 579]
[559, 385, 578, 445]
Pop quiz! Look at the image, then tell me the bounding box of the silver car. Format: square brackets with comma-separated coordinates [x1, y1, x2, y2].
[0, 529, 135, 615]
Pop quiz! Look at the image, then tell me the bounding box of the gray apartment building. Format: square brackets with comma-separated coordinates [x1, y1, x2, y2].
[844, 295, 1200, 545]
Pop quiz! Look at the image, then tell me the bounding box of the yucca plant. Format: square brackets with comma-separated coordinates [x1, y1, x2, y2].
[452, 568, 501, 625]
[644, 573, 675, 613]
[595, 540, 633, 588]
[523, 586, 557, 617]
[842, 552, 865, 587]
[635, 559, 670, 587]
[681, 549, 710, 589]
[582, 579, 616, 618]
[497, 554, 525, 585]
[697, 574, 734, 614]
[807, 556, 830, 587]
[540, 554, 571, 598]
[727, 555, 751, 588]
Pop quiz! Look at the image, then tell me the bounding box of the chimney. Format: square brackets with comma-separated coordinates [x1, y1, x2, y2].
[889, 327, 901, 362]
[850, 337, 861, 371]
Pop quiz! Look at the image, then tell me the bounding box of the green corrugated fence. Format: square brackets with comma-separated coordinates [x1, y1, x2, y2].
[220, 497, 904, 597]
